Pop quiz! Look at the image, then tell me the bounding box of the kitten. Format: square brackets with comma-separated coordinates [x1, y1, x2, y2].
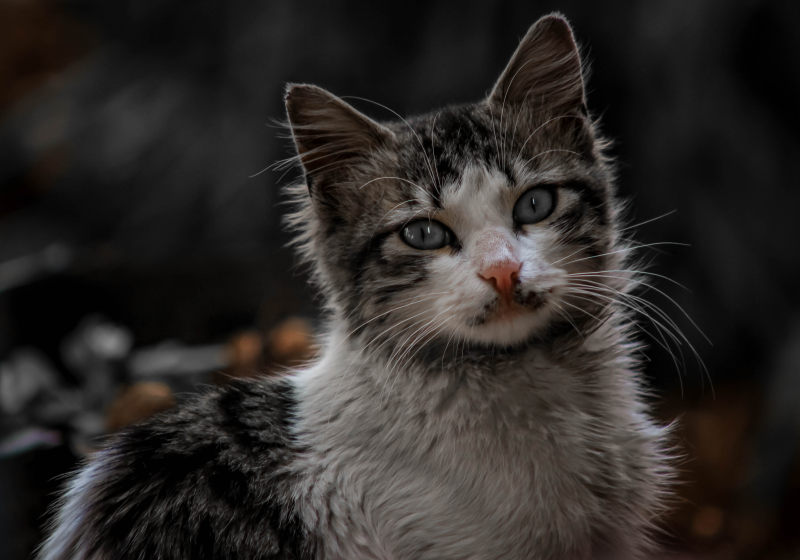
[39, 13, 672, 560]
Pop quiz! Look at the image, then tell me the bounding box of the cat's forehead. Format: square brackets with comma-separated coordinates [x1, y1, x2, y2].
[442, 164, 512, 226]
[387, 104, 581, 204]
[393, 105, 500, 188]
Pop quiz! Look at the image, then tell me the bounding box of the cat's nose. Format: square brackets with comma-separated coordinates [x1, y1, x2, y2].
[478, 260, 522, 301]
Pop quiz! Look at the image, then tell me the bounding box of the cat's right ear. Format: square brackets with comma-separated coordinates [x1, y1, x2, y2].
[285, 84, 395, 186]
[488, 14, 586, 115]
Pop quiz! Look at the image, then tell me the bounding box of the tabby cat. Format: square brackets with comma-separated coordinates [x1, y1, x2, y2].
[39, 13, 672, 560]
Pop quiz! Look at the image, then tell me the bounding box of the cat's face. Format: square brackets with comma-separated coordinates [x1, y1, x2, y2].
[286, 15, 621, 356]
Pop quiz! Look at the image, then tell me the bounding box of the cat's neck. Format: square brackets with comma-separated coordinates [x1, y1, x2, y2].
[292, 317, 639, 445]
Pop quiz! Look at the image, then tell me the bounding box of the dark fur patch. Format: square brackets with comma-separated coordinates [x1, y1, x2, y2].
[47, 379, 315, 559]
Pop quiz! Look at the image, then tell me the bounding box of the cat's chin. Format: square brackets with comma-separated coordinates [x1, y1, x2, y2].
[463, 306, 553, 347]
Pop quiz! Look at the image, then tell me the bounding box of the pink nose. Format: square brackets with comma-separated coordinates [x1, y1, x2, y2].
[479, 260, 521, 301]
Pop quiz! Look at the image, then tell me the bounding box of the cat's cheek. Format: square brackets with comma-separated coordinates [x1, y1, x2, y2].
[426, 256, 491, 326]
[516, 228, 563, 263]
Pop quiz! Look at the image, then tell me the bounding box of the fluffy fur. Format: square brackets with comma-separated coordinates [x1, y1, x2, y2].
[39, 14, 673, 560]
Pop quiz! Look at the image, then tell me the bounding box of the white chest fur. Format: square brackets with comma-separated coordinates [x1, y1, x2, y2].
[291, 332, 663, 560]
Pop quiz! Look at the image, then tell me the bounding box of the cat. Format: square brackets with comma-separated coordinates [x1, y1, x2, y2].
[38, 13, 673, 560]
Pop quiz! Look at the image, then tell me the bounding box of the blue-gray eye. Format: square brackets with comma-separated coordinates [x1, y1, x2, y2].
[401, 220, 453, 250]
[513, 187, 556, 225]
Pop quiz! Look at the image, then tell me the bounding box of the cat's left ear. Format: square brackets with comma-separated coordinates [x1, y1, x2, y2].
[488, 14, 586, 115]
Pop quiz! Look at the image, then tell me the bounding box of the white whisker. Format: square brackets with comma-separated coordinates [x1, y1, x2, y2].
[554, 241, 690, 267]
[358, 176, 426, 191]
[519, 148, 581, 169]
[619, 209, 678, 233]
[346, 292, 450, 339]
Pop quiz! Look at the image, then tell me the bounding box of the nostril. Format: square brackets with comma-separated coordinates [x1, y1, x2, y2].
[483, 275, 499, 290]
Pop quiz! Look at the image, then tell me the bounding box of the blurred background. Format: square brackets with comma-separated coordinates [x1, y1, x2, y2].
[0, 0, 798, 558]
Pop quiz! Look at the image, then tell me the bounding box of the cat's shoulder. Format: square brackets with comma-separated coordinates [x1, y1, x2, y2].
[39, 376, 315, 560]
[108, 375, 300, 479]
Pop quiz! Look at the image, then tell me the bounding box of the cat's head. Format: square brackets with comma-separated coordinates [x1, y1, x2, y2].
[284, 14, 623, 355]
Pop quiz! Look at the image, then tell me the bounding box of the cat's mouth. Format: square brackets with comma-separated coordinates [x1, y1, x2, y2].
[471, 289, 547, 326]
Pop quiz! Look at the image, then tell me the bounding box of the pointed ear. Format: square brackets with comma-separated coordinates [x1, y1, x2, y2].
[285, 84, 394, 181]
[488, 14, 585, 114]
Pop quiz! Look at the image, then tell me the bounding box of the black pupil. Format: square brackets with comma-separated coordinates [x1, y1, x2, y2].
[402, 221, 449, 249]
[417, 224, 436, 244]
[513, 186, 554, 224]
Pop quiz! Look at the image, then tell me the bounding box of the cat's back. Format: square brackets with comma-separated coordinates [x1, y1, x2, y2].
[38, 377, 315, 560]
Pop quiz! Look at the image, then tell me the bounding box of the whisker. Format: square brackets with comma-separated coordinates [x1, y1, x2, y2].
[574, 279, 711, 389]
[362, 307, 441, 357]
[558, 297, 606, 324]
[569, 273, 710, 344]
[358, 176, 425, 191]
[551, 301, 585, 339]
[398, 320, 449, 377]
[554, 241, 690, 267]
[567, 284, 685, 350]
[519, 148, 581, 169]
[619, 209, 678, 233]
[346, 291, 450, 339]
[387, 319, 448, 393]
[563, 289, 686, 386]
[568, 269, 689, 292]
[564, 278, 710, 396]
[380, 305, 455, 398]
[387, 304, 454, 374]
[439, 326, 459, 371]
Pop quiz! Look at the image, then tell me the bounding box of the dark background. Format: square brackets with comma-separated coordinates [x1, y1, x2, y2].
[1, 1, 799, 558]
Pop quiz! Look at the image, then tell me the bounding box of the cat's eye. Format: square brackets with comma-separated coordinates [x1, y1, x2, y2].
[512, 186, 556, 225]
[400, 220, 453, 250]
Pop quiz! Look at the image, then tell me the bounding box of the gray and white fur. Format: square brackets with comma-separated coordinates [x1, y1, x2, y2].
[38, 14, 673, 560]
